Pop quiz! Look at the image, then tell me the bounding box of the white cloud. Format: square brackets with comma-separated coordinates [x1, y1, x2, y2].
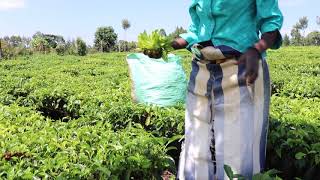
[0, 0, 25, 10]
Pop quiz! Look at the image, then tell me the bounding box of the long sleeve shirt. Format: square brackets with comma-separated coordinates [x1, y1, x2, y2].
[180, 0, 284, 53]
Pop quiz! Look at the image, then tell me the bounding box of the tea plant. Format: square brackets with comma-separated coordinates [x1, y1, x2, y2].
[0, 47, 319, 179]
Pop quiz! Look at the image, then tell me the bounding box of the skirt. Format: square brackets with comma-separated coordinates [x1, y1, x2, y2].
[178, 55, 271, 180]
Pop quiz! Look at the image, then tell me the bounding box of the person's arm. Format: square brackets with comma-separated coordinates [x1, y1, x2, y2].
[237, 31, 281, 85]
[144, 5, 198, 56]
[174, 5, 200, 50]
[237, 0, 283, 85]
[253, 31, 281, 53]
[256, 0, 284, 50]
[172, 38, 188, 50]
[178, 22, 198, 50]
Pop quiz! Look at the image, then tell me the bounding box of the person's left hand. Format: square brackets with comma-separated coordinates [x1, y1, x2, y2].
[235, 48, 261, 85]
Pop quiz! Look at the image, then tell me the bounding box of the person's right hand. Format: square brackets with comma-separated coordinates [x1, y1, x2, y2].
[143, 38, 188, 58]
[171, 38, 188, 50]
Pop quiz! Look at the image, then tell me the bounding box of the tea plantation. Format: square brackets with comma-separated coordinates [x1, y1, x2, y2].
[0, 47, 319, 179]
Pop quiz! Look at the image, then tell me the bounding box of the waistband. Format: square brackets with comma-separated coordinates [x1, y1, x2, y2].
[190, 41, 242, 62]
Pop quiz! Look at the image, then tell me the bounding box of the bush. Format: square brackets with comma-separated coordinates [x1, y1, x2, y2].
[55, 44, 66, 56]
[94, 26, 118, 52]
[0, 47, 319, 179]
[0, 104, 174, 179]
[76, 38, 87, 56]
[0, 40, 16, 59]
[31, 36, 50, 54]
[65, 40, 77, 55]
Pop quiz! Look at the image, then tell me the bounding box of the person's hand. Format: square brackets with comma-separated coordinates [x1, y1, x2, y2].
[235, 47, 261, 85]
[143, 38, 188, 58]
[171, 38, 188, 50]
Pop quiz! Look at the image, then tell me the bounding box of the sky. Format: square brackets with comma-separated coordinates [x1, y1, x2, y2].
[0, 0, 319, 45]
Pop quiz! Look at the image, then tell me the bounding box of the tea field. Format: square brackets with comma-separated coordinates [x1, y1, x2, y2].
[0, 47, 319, 179]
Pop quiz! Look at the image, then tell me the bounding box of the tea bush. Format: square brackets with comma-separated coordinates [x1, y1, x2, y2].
[0, 47, 319, 179]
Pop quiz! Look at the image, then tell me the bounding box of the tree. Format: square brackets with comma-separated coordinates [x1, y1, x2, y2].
[283, 34, 290, 46]
[159, 29, 167, 36]
[291, 17, 309, 46]
[0, 40, 15, 59]
[298, 17, 309, 38]
[291, 27, 303, 46]
[21, 37, 32, 48]
[115, 40, 137, 52]
[65, 40, 77, 55]
[0, 38, 2, 60]
[56, 44, 66, 56]
[32, 32, 65, 49]
[305, 31, 320, 46]
[9, 36, 22, 47]
[32, 31, 43, 39]
[31, 36, 50, 53]
[169, 26, 187, 39]
[76, 38, 87, 56]
[43, 34, 65, 49]
[121, 19, 131, 51]
[94, 26, 118, 52]
[122, 19, 131, 39]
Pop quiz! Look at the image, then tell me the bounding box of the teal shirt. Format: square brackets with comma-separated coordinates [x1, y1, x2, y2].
[180, 0, 284, 53]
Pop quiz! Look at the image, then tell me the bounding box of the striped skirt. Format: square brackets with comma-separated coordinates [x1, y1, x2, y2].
[178, 56, 271, 180]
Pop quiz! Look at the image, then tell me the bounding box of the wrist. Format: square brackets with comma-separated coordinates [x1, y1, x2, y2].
[172, 38, 188, 50]
[253, 40, 267, 53]
[249, 46, 262, 58]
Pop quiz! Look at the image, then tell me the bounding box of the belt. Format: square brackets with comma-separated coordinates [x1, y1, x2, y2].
[193, 57, 228, 64]
[190, 41, 242, 63]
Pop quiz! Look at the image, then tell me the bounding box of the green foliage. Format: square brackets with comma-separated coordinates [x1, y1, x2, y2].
[267, 97, 320, 179]
[0, 39, 32, 60]
[0, 40, 2, 60]
[169, 26, 187, 39]
[266, 47, 320, 179]
[224, 165, 282, 180]
[32, 32, 65, 49]
[0, 104, 173, 179]
[0, 40, 16, 59]
[115, 40, 137, 52]
[290, 17, 313, 46]
[282, 34, 290, 46]
[159, 29, 167, 37]
[121, 19, 131, 31]
[94, 26, 118, 52]
[0, 47, 319, 179]
[296, 17, 309, 32]
[137, 30, 173, 59]
[76, 38, 87, 56]
[65, 40, 77, 55]
[305, 31, 320, 46]
[55, 44, 66, 56]
[291, 28, 303, 46]
[31, 36, 50, 53]
[8, 35, 22, 47]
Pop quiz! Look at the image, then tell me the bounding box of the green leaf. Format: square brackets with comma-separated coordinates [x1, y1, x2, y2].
[275, 148, 282, 158]
[295, 152, 306, 160]
[137, 30, 173, 60]
[224, 165, 234, 179]
[165, 135, 183, 147]
[233, 174, 246, 180]
[264, 169, 281, 176]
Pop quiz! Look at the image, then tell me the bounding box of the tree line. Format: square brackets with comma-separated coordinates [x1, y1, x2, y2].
[283, 16, 320, 46]
[0, 18, 187, 60]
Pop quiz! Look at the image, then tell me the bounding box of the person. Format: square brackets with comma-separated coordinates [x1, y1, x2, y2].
[145, 0, 283, 179]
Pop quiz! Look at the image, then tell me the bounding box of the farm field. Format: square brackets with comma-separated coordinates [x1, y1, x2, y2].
[0, 47, 319, 179]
